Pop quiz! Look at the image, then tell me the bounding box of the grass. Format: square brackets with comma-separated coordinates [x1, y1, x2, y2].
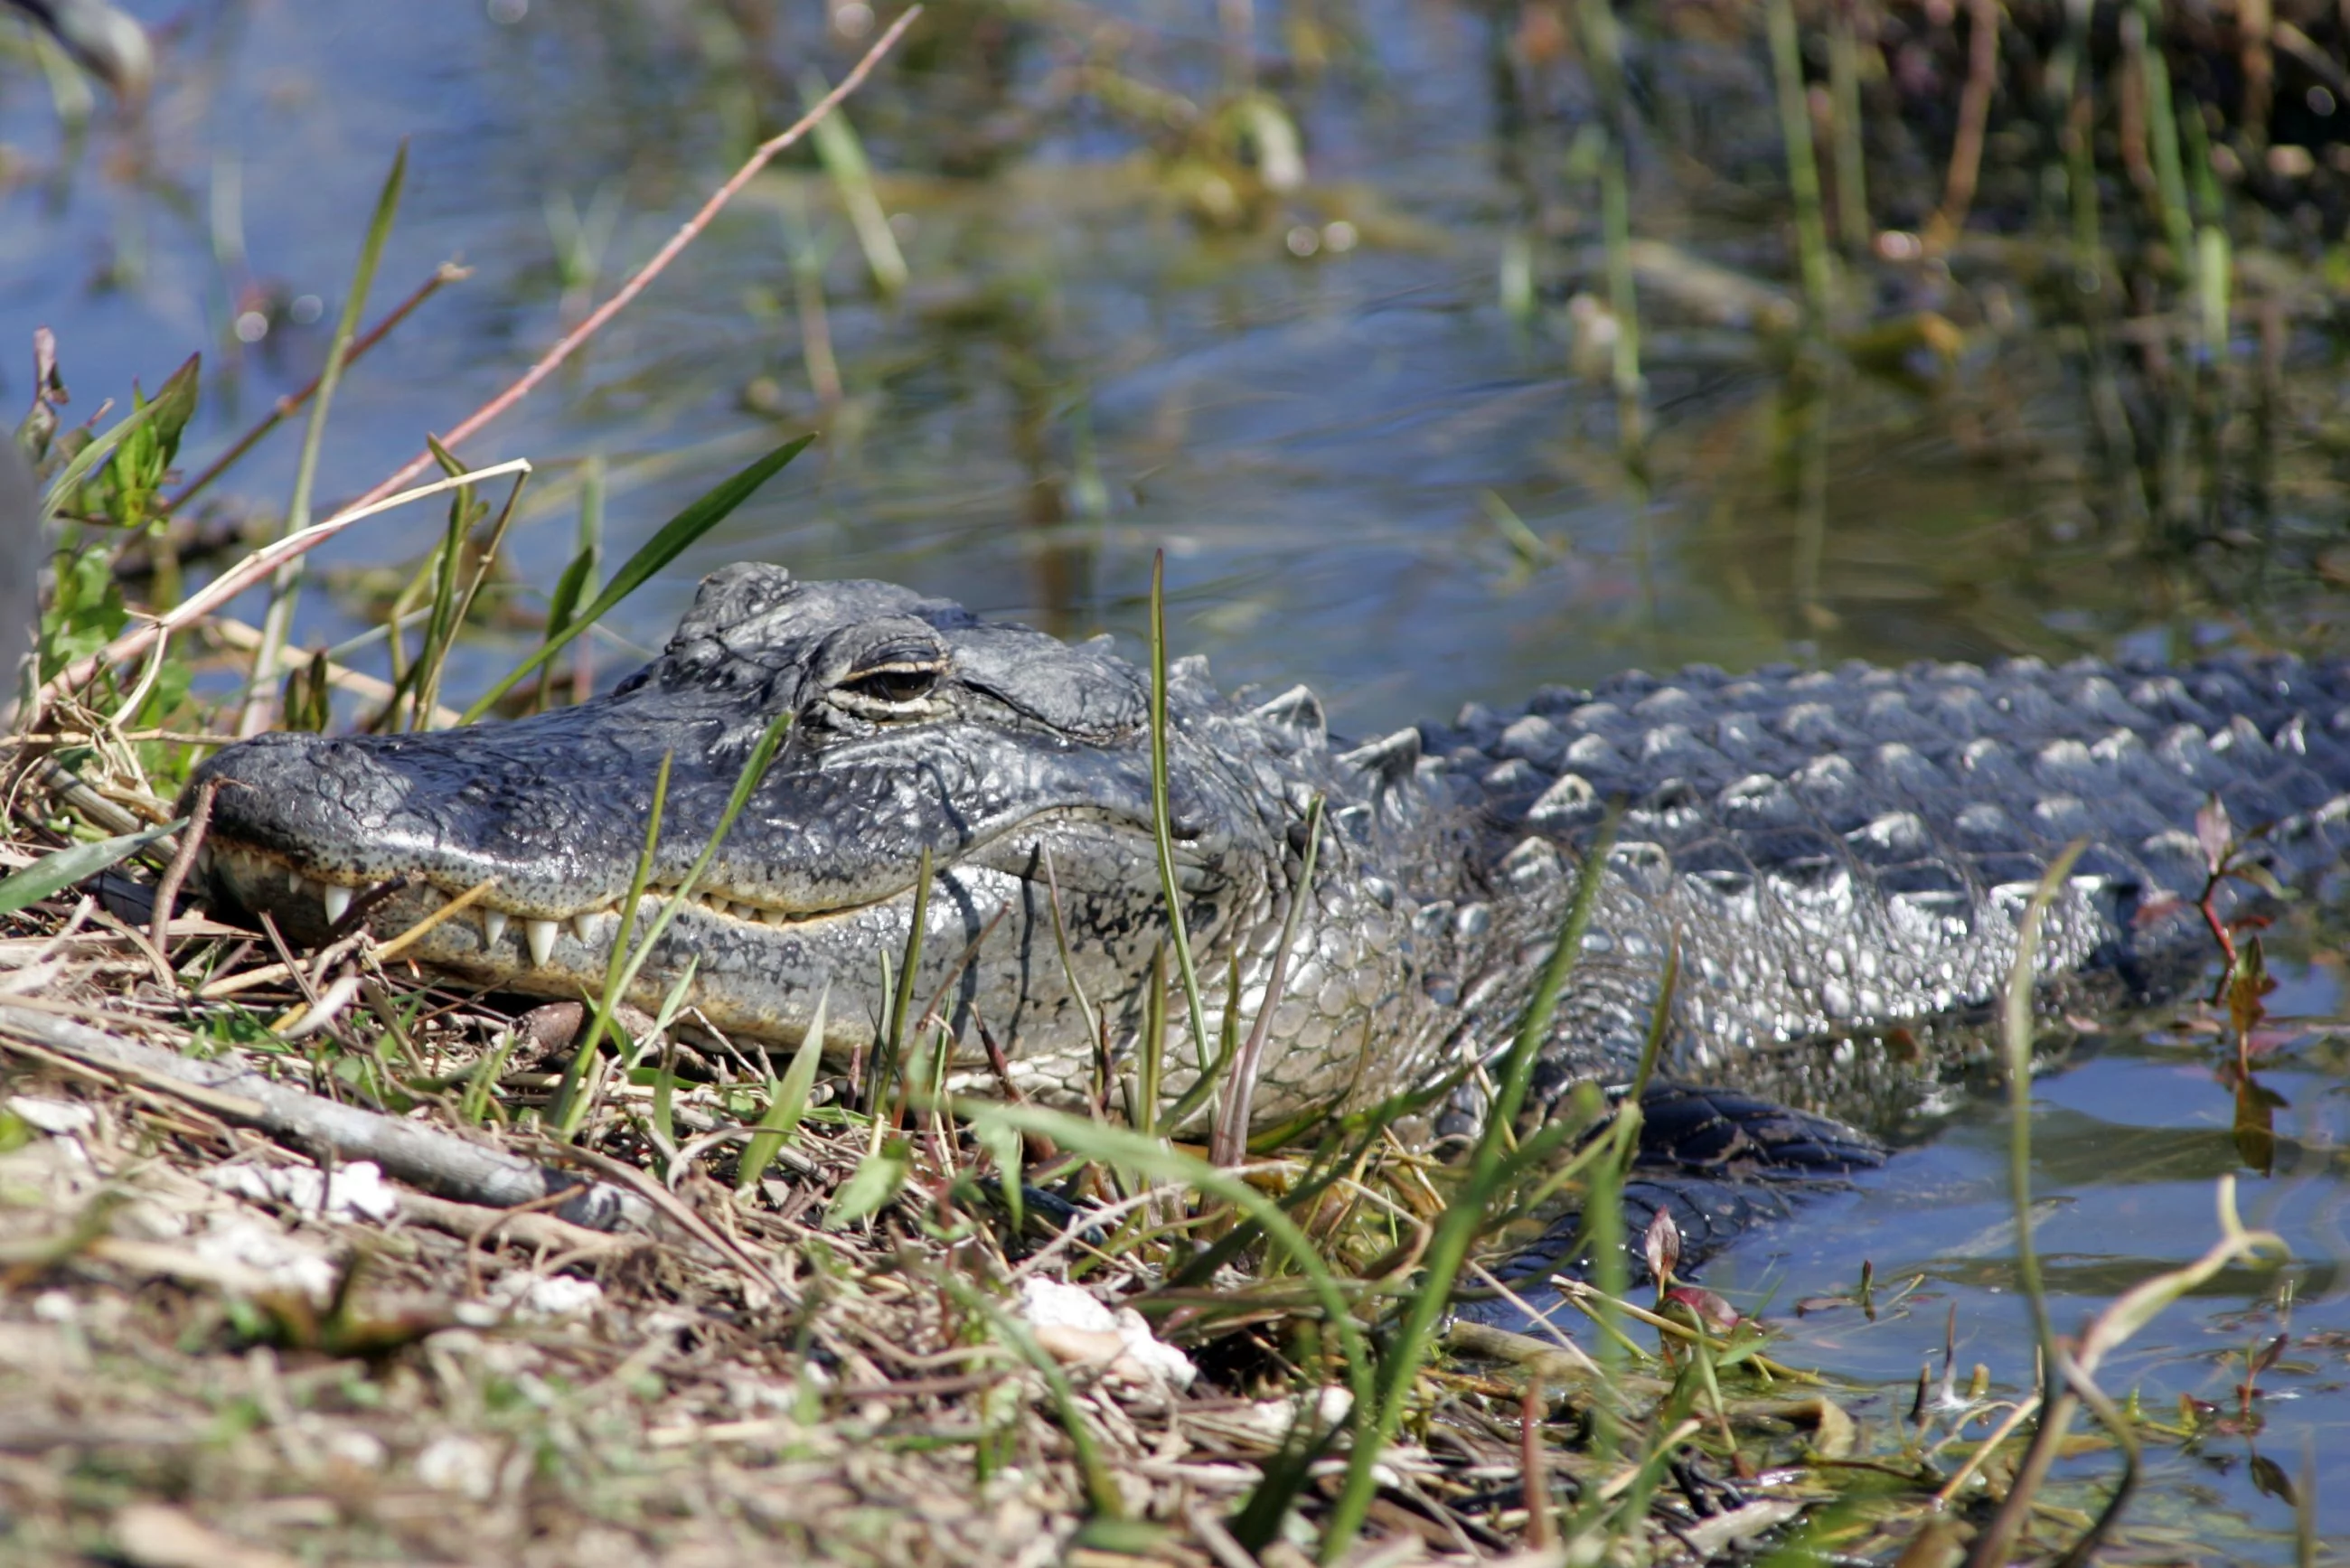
[6, 1, 2347, 1563]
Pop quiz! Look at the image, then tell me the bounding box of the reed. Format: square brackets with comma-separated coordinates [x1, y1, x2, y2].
[237, 145, 408, 737]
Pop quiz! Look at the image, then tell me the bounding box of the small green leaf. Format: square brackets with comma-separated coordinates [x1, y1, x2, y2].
[822, 1137, 911, 1230]
[39, 549, 127, 681]
[974, 1116, 1023, 1233]
[0, 819, 182, 915]
[144, 353, 202, 466]
[37, 355, 198, 525]
[738, 982, 829, 1196]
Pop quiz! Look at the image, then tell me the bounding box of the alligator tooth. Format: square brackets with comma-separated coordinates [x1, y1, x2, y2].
[524, 918, 558, 968]
[569, 912, 597, 944]
[322, 884, 352, 924]
[193, 843, 214, 875]
[482, 908, 509, 947]
[287, 864, 307, 894]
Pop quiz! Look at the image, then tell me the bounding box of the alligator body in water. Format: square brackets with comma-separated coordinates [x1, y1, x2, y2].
[188, 565, 2350, 1211]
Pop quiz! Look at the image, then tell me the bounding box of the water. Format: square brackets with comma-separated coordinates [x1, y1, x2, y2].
[7, 0, 2350, 1551]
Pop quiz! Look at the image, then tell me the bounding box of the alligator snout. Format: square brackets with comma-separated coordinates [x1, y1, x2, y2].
[196, 729, 430, 884]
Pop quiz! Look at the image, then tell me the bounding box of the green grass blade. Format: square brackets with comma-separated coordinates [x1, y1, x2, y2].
[1145, 552, 1214, 1119]
[974, 1114, 1022, 1234]
[798, 70, 908, 295]
[651, 1043, 676, 1149]
[238, 141, 408, 733]
[823, 1136, 911, 1229]
[1321, 812, 1617, 1559]
[944, 1277, 1124, 1519]
[558, 709, 797, 1139]
[0, 818, 181, 914]
[551, 749, 672, 1135]
[873, 846, 930, 1130]
[543, 546, 596, 650]
[459, 436, 813, 724]
[738, 982, 830, 1195]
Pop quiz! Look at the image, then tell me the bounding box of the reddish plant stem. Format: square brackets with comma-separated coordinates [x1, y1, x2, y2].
[164, 262, 472, 515]
[38, 5, 922, 720]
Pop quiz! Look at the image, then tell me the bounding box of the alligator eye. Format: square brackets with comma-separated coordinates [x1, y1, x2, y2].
[833, 662, 943, 711]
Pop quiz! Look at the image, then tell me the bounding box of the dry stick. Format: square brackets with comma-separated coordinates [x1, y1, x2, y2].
[206, 615, 465, 728]
[273, 9, 916, 527]
[164, 262, 472, 515]
[38, 462, 528, 723]
[2239, 0, 2274, 153]
[371, 876, 497, 966]
[148, 776, 215, 963]
[5, 731, 245, 746]
[40, 7, 921, 718]
[394, 1187, 641, 1258]
[0, 1001, 653, 1233]
[531, 1134, 789, 1303]
[1520, 1377, 1556, 1549]
[1926, 0, 2000, 251]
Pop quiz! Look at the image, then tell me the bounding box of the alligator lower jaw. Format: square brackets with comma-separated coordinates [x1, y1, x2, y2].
[198, 835, 891, 972]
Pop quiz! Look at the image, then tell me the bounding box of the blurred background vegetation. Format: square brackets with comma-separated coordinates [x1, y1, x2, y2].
[8, 0, 2350, 737]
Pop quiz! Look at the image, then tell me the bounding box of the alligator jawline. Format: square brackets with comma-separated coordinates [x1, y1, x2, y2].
[201, 800, 1170, 942]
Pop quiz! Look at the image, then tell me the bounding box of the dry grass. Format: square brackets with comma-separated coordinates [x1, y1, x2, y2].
[0, 854, 1848, 1567]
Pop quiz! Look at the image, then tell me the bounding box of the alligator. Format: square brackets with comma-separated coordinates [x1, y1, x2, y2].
[184, 564, 2350, 1272]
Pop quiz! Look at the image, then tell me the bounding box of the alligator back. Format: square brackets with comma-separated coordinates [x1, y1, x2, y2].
[1396, 650, 2350, 1105]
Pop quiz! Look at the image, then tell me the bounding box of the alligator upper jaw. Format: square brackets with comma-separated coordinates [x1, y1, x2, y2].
[195, 800, 1180, 975]
[197, 833, 879, 971]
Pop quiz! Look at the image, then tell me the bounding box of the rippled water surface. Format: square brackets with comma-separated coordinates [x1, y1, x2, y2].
[8, 0, 2350, 1551]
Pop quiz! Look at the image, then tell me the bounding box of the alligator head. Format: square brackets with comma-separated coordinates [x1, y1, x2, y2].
[188, 564, 1310, 1103]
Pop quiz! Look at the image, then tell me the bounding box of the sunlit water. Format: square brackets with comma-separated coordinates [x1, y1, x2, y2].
[6, 0, 2349, 1551]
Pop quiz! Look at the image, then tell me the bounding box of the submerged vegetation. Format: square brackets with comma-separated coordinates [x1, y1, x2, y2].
[3, 1, 2349, 1563]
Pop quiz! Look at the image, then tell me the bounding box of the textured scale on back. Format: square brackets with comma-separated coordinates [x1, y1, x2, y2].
[183, 565, 2350, 1155]
[1396, 650, 2350, 1129]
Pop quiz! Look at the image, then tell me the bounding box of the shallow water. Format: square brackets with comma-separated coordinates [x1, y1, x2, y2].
[7, 0, 2350, 1551]
[1739, 948, 2350, 1554]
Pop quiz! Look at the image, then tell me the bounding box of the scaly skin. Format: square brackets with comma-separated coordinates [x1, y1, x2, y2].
[188, 563, 2350, 1135]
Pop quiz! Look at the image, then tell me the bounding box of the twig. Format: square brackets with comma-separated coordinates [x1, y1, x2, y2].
[39, 462, 529, 720]
[164, 261, 471, 514]
[207, 616, 464, 729]
[300, 6, 919, 526]
[393, 1188, 644, 1258]
[530, 1134, 791, 1304]
[1925, 0, 2000, 251]
[39, 7, 920, 718]
[1520, 1376, 1556, 1548]
[371, 876, 496, 966]
[0, 1001, 653, 1232]
[148, 776, 215, 964]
